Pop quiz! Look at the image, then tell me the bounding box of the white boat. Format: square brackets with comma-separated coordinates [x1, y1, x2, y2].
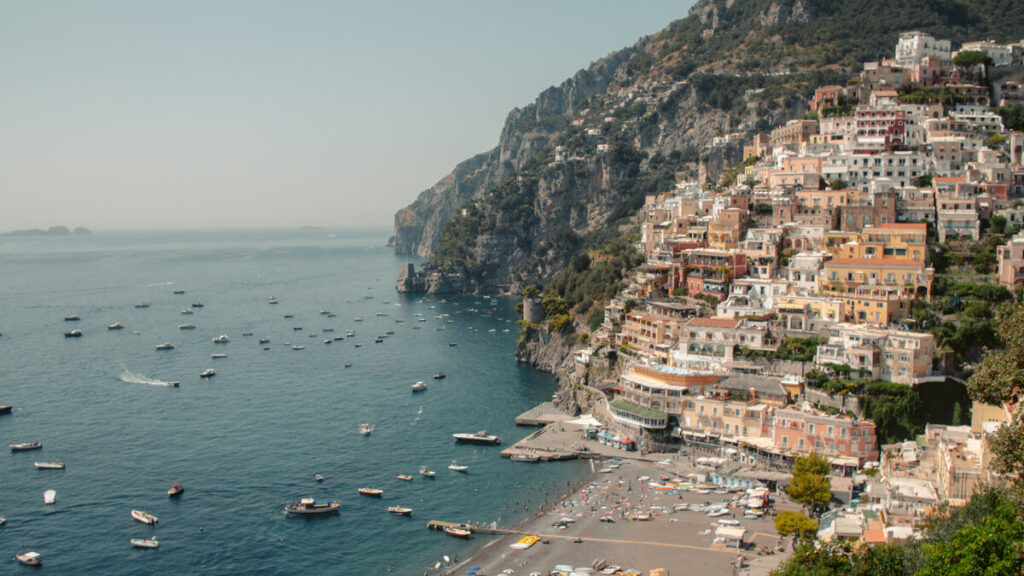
[130, 538, 159, 549]
[167, 483, 184, 497]
[16, 552, 42, 566]
[199, 369, 215, 378]
[444, 526, 471, 538]
[314, 474, 324, 483]
[155, 343, 175, 350]
[43, 489, 56, 505]
[359, 423, 372, 436]
[292, 345, 304, 350]
[34, 462, 65, 470]
[0, 517, 5, 526]
[357, 487, 383, 497]
[452, 431, 501, 445]
[411, 381, 427, 392]
[181, 308, 194, 315]
[448, 460, 468, 473]
[511, 454, 539, 462]
[212, 334, 229, 343]
[211, 353, 227, 359]
[419, 466, 436, 478]
[108, 322, 124, 330]
[387, 506, 412, 516]
[131, 509, 158, 524]
[707, 508, 730, 518]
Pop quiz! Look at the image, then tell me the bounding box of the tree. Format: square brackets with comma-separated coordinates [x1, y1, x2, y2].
[828, 178, 847, 190]
[792, 452, 832, 477]
[919, 495, 1024, 575]
[774, 511, 819, 541]
[523, 285, 539, 299]
[787, 471, 832, 516]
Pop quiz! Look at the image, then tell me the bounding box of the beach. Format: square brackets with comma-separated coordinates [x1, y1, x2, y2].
[436, 427, 795, 576]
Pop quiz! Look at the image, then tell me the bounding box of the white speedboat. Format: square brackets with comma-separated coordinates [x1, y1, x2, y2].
[419, 466, 436, 478]
[411, 381, 427, 392]
[131, 509, 158, 524]
[43, 490, 56, 505]
[452, 431, 501, 445]
[357, 487, 383, 497]
[448, 460, 468, 473]
[212, 334, 229, 343]
[64, 329, 83, 338]
[108, 322, 124, 330]
[292, 345, 304, 350]
[34, 461, 65, 470]
[359, 423, 372, 436]
[10, 442, 42, 451]
[16, 552, 42, 566]
[387, 506, 412, 516]
[155, 343, 175, 350]
[199, 369, 215, 378]
[130, 538, 159, 549]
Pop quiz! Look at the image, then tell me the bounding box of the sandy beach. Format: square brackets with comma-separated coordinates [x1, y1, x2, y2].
[429, 427, 795, 576]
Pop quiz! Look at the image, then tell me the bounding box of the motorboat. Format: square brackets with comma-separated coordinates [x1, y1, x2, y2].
[199, 369, 215, 378]
[155, 343, 175, 350]
[0, 517, 5, 526]
[181, 308, 194, 315]
[293, 326, 303, 331]
[173, 289, 185, 295]
[242, 332, 253, 336]
[320, 310, 331, 315]
[433, 373, 446, 379]
[448, 460, 468, 473]
[64, 314, 80, 322]
[357, 487, 383, 497]
[444, 527, 471, 539]
[258, 337, 270, 344]
[64, 330, 83, 338]
[707, 508, 730, 518]
[359, 423, 372, 436]
[419, 466, 436, 478]
[43, 490, 56, 504]
[167, 381, 180, 388]
[211, 353, 227, 359]
[179, 324, 196, 330]
[131, 510, 158, 524]
[314, 474, 324, 482]
[108, 322, 124, 330]
[387, 506, 412, 516]
[292, 345, 304, 350]
[452, 431, 501, 445]
[34, 462, 65, 470]
[285, 498, 339, 516]
[212, 334, 229, 343]
[511, 454, 539, 463]
[167, 483, 184, 497]
[10, 442, 42, 451]
[0, 405, 10, 415]
[130, 538, 159, 549]
[191, 302, 204, 308]
[323, 339, 331, 344]
[448, 342, 457, 347]
[411, 381, 427, 392]
[16, 552, 42, 566]
[396, 474, 413, 481]
[268, 297, 279, 305]
[134, 303, 150, 309]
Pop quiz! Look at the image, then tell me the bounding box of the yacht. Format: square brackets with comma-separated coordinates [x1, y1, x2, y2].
[359, 423, 372, 436]
[199, 369, 215, 378]
[131, 510, 158, 524]
[130, 538, 159, 549]
[452, 431, 501, 445]
[108, 322, 124, 330]
[10, 442, 42, 451]
[34, 462, 65, 470]
[419, 466, 436, 478]
[212, 334, 229, 343]
[387, 506, 412, 516]
[181, 308, 194, 315]
[448, 460, 469, 473]
[284, 498, 339, 516]
[16, 552, 42, 566]
[444, 526, 471, 539]
[64, 329, 83, 338]
[411, 381, 427, 392]
[155, 343, 175, 350]
[357, 487, 383, 497]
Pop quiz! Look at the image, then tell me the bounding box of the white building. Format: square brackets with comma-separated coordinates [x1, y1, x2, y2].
[895, 31, 952, 68]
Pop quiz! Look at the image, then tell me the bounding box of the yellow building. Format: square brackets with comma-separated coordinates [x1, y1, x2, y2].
[839, 286, 913, 325]
[822, 258, 933, 300]
[824, 223, 928, 266]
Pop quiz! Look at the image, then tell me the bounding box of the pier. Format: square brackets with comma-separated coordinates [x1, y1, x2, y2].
[513, 402, 573, 427]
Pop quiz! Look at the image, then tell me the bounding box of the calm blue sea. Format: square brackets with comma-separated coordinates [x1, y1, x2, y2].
[0, 228, 587, 575]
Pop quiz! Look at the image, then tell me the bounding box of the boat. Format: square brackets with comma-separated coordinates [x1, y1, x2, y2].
[130, 538, 159, 549]
[359, 423, 372, 436]
[448, 342, 457, 347]
[155, 343, 174, 350]
[433, 373, 446, 379]
[396, 474, 413, 481]
[181, 308, 194, 315]
[10, 442, 42, 451]
[387, 506, 412, 516]
[167, 483, 184, 497]
[131, 509, 158, 524]
[191, 302, 204, 308]
[285, 498, 339, 516]
[242, 332, 253, 336]
[419, 466, 436, 478]
[167, 381, 180, 388]
[199, 369, 215, 378]
[411, 381, 427, 392]
[268, 298, 279, 305]
[293, 326, 303, 331]
[0, 405, 11, 415]
[448, 460, 468, 473]
[64, 329, 83, 338]
[211, 353, 227, 359]
[212, 334, 229, 343]
[511, 454, 539, 463]
[108, 322, 124, 330]
[323, 339, 331, 344]
[292, 345, 304, 350]
[64, 314, 80, 322]
[34, 462, 65, 470]
[43, 490, 56, 504]
[314, 474, 324, 483]
[707, 508, 730, 518]
[173, 289, 185, 295]
[258, 337, 270, 344]
[179, 324, 196, 330]
[357, 487, 383, 497]
[452, 431, 501, 445]
[0, 517, 5, 526]
[444, 527, 472, 539]
[15, 552, 42, 566]
[134, 303, 150, 309]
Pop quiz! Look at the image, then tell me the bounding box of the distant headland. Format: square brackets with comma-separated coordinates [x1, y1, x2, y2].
[1, 226, 92, 237]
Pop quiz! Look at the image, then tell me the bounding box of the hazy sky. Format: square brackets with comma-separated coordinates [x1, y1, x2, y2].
[1, 1, 694, 232]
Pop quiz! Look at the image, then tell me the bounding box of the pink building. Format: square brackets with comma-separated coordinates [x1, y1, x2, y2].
[773, 407, 879, 465]
[997, 235, 1024, 291]
[682, 249, 747, 301]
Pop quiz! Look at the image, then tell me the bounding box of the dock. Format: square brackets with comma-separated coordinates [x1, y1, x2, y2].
[500, 424, 581, 461]
[514, 401, 573, 426]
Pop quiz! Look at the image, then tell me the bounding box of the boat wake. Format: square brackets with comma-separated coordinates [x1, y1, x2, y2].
[119, 369, 176, 387]
[411, 406, 423, 426]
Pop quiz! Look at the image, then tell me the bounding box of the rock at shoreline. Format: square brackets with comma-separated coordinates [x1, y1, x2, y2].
[3, 226, 91, 237]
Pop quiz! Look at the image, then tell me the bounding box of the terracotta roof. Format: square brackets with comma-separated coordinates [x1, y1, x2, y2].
[686, 317, 741, 328]
[825, 258, 923, 268]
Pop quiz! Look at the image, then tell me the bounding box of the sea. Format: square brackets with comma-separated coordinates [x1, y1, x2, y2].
[0, 228, 589, 575]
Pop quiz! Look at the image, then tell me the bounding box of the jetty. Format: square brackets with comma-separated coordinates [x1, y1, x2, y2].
[514, 402, 573, 427]
[500, 424, 582, 461]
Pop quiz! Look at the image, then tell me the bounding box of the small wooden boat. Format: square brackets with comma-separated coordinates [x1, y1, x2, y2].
[387, 506, 412, 516]
[258, 337, 270, 344]
[285, 498, 339, 516]
[357, 487, 383, 497]
[448, 460, 468, 473]
[396, 474, 413, 481]
[199, 369, 215, 378]
[34, 461, 65, 470]
[167, 483, 184, 497]
[10, 442, 42, 451]
[444, 527, 471, 539]
[130, 537, 159, 549]
[433, 373, 446, 379]
[131, 510, 158, 524]
[43, 490, 56, 505]
[16, 552, 42, 566]
[173, 289, 185, 295]
[419, 466, 436, 478]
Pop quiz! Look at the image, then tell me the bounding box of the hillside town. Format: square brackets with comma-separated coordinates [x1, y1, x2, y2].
[531, 31, 1024, 546]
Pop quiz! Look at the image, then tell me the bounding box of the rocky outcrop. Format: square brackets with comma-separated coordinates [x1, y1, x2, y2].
[515, 326, 576, 383]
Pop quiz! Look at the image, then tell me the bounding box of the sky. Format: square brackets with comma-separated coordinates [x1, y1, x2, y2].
[0, 1, 696, 232]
